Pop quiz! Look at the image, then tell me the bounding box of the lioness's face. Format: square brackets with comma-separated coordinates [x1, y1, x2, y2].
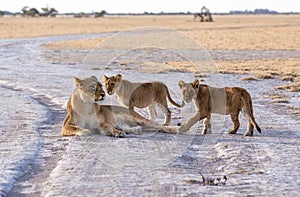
[178, 80, 198, 103]
[102, 74, 122, 95]
[73, 76, 105, 102]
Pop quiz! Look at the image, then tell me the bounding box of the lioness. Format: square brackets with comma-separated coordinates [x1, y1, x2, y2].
[178, 79, 261, 136]
[102, 74, 184, 126]
[61, 76, 176, 137]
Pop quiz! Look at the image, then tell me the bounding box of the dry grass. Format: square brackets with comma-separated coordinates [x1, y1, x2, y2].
[1, 15, 299, 113]
[288, 107, 300, 115]
[272, 99, 290, 104]
[217, 58, 300, 87]
[240, 76, 259, 81]
[262, 94, 284, 99]
[7, 16, 296, 83]
[217, 58, 300, 76]
[1, 15, 300, 50]
[275, 83, 300, 92]
[44, 38, 104, 49]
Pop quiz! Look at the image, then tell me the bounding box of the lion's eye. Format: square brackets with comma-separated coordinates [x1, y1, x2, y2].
[90, 85, 96, 91]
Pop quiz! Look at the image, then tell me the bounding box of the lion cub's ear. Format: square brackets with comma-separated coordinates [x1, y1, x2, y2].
[73, 76, 83, 88]
[102, 75, 108, 82]
[116, 74, 122, 82]
[192, 79, 200, 89]
[178, 80, 185, 89]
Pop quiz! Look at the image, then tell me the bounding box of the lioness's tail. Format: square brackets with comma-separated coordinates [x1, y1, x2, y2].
[241, 92, 261, 133]
[165, 85, 185, 108]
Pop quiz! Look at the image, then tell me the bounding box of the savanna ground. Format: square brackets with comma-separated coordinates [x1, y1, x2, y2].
[1, 15, 299, 95]
[0, 15, 299, 196]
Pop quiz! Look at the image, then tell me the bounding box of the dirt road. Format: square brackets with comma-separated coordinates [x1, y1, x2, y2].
[0, 34, 299, 196]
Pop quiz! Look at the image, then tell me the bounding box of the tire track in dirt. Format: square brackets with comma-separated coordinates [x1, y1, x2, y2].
[0, 83, 68, 196]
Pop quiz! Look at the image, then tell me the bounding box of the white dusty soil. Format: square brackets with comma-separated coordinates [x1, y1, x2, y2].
[0, 34, 299, 196]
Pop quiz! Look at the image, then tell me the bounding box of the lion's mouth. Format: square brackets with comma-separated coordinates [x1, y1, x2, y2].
[107, 91, 113, 95]
[184, 99, 191, 103]
[95, 94, 105, 102]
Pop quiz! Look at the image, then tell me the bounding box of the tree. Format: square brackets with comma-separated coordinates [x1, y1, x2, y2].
[41, 6, 58, 17]
[94, 10, 106, 18]
[21, 6, 39, 17]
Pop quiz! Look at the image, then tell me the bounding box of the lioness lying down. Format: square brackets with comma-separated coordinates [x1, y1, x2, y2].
[102, 74, 184, 126]
[61, 76, 176, 137]
[178, 79, 261, 136]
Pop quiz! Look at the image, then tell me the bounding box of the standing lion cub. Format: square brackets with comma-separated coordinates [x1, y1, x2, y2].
[102, 74, 184, 126]
[178, 79, 261, 136]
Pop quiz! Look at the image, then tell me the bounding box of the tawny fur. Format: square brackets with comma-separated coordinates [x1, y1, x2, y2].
[178, 79, 261, 136]
[61, 76, 176, 137]
[102, 74, 184, 126]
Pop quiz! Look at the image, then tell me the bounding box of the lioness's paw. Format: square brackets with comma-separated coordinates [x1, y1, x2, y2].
[114, 131, 126, 138]
[77, 129, 92, 136]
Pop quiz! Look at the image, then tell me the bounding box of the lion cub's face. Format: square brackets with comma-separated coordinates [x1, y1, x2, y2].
[102, 74, 122, 95]
[73, 76, 105, 102]
[178, 80, 199, 103]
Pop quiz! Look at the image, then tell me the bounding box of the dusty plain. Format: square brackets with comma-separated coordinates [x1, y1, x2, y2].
[0, 15, 300, 84]
[1, 15, 298, 99]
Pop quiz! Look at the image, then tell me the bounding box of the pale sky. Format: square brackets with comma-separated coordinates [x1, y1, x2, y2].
[0, 0, 299, 13]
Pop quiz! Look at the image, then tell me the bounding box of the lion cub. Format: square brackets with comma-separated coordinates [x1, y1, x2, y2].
[102, 74, 184, 126]
[178, 79, 261, 136]
[61, 76, 177, 137]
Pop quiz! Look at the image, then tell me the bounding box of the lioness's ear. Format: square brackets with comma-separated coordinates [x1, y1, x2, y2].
[73, 76, 83, 88]
[178, 80, 184, 89]
[91, 76, 98, 80]
[102, 75, 108, 82]
[116, 74, 122, 82]
[192, 79, 200, 89]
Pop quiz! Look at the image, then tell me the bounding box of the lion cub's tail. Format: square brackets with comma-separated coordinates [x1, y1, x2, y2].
[241, 92, 261, 133]
[165, 86, 185, 108]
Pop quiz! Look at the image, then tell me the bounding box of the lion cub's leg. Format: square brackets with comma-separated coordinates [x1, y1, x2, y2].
[157, 102, 171, 126]
[202, 116, 212, 134]
[179, 112, 205, 133]
[244, 122, 254, 136]
[228, 113, 240, 134]
[148, 104, 157, 121]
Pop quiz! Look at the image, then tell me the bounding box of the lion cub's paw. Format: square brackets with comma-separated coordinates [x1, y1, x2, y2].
[114, 131, 126, 138]
[162, 126, 180, 134]
[228, 130, 237, 134]
[174, 126, 182, 134]
[244, 131, 253, 136]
